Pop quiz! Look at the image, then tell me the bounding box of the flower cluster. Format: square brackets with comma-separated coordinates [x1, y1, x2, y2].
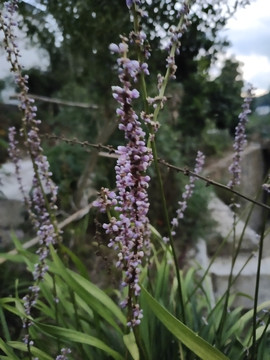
[55, 348, 72, 360]
[228, 86, 254, 188]
[164, 151, 205, 242]
[165, 2, 191, 79]
[95, 37, 153, 326]
[126, 0, 141, 9]
[262, 176, 270, 194]
[1, 0, 60, 346]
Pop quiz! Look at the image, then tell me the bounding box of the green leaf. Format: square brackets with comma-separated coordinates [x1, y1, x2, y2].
[0, 338, 20, 359]
[69, 270, 126, 325]
[0, 252, 24, 263]
[141, 286, 229, 360]
[238, 301, 270, 347]
[123, 331, 140, 360]
[8, 341, 54, 360]
[0, 305, 10, 341]
[60, 243, 89, 279]
[49, 245, 125, 330]
[34, 322, 124, 360]
[239, 301, 270, 327]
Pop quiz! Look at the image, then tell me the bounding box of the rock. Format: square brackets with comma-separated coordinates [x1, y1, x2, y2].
[0, 198, 25, 227]
[191, 239, 270, 309]
[192, 238, 215, 307]
[205, 143, 265, 231]
[0, 159, 34, 201]
[0, 158, 36, 249]
[0, 198, 26, 249]
[211, 254, 270, 308]
[207, 193, 259, 255]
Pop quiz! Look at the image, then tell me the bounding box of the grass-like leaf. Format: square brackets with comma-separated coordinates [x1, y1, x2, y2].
[123, 331, 140, 360]
[49, 245, 125, 331]
[34, 322, 124, 360]
[0, 338, 20, 359]
[141, 285, 229, 360]
[8, 341, 53, 360]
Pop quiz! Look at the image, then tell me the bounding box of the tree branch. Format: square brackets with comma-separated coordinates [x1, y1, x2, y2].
[0, 203, 93, 265]
[10, 93, 98, 109]
[157, 158, 270, 212]
[42, 134, 270, 211]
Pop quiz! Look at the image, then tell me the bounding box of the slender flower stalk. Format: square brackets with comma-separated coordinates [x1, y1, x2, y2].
[126, 0, 141, 8]
[0, 0, 60, 351]
[152, 1, 192, 122]
[95, 36, 152, 327]
[55, 348, 72, 360]
[129, 0, 192, 326]
[165, 151, 205, 242]
[228, 85, 254, 189]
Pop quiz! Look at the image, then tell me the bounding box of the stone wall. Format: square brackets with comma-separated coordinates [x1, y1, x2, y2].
[205, 142, 266, 231]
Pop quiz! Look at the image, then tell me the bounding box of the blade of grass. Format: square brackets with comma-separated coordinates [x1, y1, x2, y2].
[8, 341, 53, 360]
[141, 285, 229, 360]
[34, 322, 124, 360]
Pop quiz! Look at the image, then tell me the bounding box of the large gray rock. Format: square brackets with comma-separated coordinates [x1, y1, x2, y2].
[205, 143, 265, 231]
[207, 193, 259, 255]
[211, 254, 270, 308]
[0, 198, 25, 249]
[0, 159, 34, 249]
[191, 239, 270, 309]
[0, 159, 34, 201]
[0, 198, 25, 227]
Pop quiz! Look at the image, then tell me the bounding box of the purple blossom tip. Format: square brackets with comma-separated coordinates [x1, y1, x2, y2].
[126, 0, 141, 8]
[109, 43, 119, 53]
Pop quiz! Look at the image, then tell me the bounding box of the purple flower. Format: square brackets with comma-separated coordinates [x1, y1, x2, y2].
[170, 151, 205, 238]
[164, 2, 190, 79]
[95, 38, 153, 326]
[55, 348, 72, 360]
[228, 85, 254, 188]
[1, 0, 61, 344]
[126, 0, 141, 9]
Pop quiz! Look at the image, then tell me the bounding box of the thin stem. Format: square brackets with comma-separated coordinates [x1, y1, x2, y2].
[151, 140, 186, 323]
[202, 252, 254, 336]
[153, 0, 193, 123]
[133, 326, 149, 360]
[256, 311, 270, 353]
[216, 192, 258, 346]
[131, 1, 192, 324]
[52, 274, 60, 353]
[41, 134, 270, 213]
[158, 158, 270, 212]
[251, 198, 268, 359]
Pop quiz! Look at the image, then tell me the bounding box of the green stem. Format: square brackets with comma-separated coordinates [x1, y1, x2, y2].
[251, 197, 268, 359]
[216, 196, 238, 346]
[131, 0, 192, 325]
[133, 326, 149, 360]
[52, 274, 60, 353]
[151, 140, 186, 323]
[152, 0, 192, 123]
[216, 191, 260, 346]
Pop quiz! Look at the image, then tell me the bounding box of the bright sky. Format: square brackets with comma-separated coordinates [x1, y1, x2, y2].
[224, 0, 270, 95]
